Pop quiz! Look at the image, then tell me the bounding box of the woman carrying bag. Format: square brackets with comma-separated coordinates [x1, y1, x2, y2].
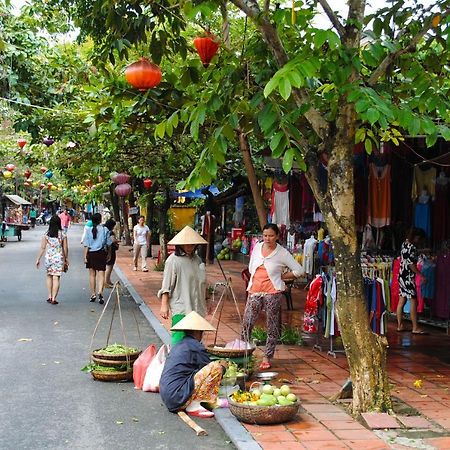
[36, 214, 69, 305]
[82, 213, 111, 304]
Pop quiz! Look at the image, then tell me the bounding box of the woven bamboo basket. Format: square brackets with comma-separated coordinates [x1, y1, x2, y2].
[92, 348, 141, 361]
[91, 369, 133, 382]
[207, 344, 255, 359]
[91, 356, 134, 369]
[228, 398, 300, 425]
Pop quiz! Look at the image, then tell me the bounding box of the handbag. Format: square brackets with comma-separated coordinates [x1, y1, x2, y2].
[142, 344, 170, 392]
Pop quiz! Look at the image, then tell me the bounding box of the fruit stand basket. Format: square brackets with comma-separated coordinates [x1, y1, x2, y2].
[228, 397, 300, 425]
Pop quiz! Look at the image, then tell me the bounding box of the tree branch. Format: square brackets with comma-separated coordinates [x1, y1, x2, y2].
[317, 0, 345, 39]
[368, 8, 450, 86]
[229, 0, 330, 142]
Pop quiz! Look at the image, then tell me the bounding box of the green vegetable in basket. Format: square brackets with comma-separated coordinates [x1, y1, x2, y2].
[95, 343, 139, 355]
[81, 362, 130, 373]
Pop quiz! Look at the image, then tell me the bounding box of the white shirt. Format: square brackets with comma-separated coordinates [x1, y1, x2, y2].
[133, 224, 150, 245]
[248, 242, 304, 292]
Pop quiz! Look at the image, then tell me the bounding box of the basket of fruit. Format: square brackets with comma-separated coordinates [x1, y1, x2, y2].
[228, 383, 299, 425]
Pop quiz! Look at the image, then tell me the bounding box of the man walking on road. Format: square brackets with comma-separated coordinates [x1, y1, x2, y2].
[59, 208, 71, 235]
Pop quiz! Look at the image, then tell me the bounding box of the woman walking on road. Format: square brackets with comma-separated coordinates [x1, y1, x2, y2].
[132, 215, 151, 272]
[83, 213, 111, 304]
[36, 214, 69, 305]
[158, 226, 208, 345]
[104, 218, 119, 288]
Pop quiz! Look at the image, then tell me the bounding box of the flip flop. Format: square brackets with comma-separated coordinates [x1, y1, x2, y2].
[259, 361, 271, 370]
[412, 330, 429, 335]
[51, 300, 59, 304]
[396, 328, 411, 332]
[186, 409, 215, 418]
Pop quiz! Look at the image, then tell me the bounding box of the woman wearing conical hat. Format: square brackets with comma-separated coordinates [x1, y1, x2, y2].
[157, 226, 208, 345]
[159, 312, 228, 418]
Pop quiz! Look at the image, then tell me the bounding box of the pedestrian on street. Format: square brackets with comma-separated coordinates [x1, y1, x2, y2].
[35, 214, 69, 305]
[59, 208, 71, 235]
[397, 227, 428, 334]
[29, 206, 37, 228]
[82, 213, 111, 304]
[240, 223, 305, 370]
[104, 218, 119, 288]
[132, 215, 151, 272]
[158, 226, 208, 345]
[159, 311, 228, 419]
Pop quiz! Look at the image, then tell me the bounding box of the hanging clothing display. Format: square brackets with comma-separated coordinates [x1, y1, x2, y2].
[300, 174, 315, 222]
[303, 236, 318, 276]
[367, 163, 391, 228]
[271, 181, 290, 227]
[411, 166, 437, 200]
[433, 180, 450, 243]
[391, 150, 413, 225]
[303, 275, 323, 333]
[414, 200, 432, 238]
[289, 173, 303, 223]
[433, 252, 450, 320]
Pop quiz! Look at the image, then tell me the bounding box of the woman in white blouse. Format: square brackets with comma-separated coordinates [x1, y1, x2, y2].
[241, 223, 304, 370]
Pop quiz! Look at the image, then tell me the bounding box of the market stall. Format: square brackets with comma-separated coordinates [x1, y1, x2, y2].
[1, 194, 31, 242]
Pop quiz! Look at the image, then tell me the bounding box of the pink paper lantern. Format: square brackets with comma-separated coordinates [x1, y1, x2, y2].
[114, 183, 132, 197]
[112, 172, 131, 185]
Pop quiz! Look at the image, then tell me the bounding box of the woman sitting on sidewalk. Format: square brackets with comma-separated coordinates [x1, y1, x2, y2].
[158, 226, 208, 345]
[159, 312, 228, 418]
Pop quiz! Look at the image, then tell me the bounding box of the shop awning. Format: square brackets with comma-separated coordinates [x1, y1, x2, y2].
[4, 194, 32, 206]
[172, 185, 220, 198]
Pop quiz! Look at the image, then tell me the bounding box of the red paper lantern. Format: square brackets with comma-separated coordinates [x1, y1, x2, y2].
[24, 170, 32, 178]
[193, 34, 220, 67]
[125, 58, 162, 91]
[40, 166, 48, 174]
[115, 183, 132, 197]
[6, 164, 15, 172]
[143, 178, 153, 190]
[85, 178, 92, 186]
[40, 183, 46, 190]
[112, 172, 131, 185]
[17, 139, 27, 148]
[47, 182, 53, 188]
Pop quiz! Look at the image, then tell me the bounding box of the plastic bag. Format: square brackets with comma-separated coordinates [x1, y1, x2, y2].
[133, 344, 157, 390]
[142, 344, 169, 392]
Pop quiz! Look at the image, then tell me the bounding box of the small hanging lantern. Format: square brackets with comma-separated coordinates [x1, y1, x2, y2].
[3, 170, 13, 179]
[24, 170, 32, 178]
[17, 139, 27, 148]
[85, 178, 92, 186]
[45, 170, 53, 179]
[115, 183, 132, 197]
[24, 180, 31, 187]
[47, 182, 53, 189]
[6, 164, 15, 172]
[125, 58, 162, 91]
[39, 183, 46, 190]
[143, 178, 153, 190]
[193, 33, 220, 67]
[43, 137, 55, 146]
[40, 166, 48, 174]
[112, 172, 131, 185]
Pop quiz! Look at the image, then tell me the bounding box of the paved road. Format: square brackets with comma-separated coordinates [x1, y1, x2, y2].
[0, 224, 234, 450]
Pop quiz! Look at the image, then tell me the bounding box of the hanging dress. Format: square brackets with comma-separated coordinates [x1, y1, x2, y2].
[367, 163, 391, 228]
[271, 181, 290, 227]
[411, 166, 436, 200]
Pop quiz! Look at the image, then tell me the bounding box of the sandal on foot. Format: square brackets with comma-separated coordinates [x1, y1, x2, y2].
[259, 361, 271, 370]
[51, 299, 59, 304]
[186, 409, 215, 418]
[89, 295, 96, 302]
[46, 298, 52, 303]
[98, 294, 104, 305]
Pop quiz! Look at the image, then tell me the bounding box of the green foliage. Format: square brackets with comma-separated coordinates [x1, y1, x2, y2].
[251, 326, 267, 345]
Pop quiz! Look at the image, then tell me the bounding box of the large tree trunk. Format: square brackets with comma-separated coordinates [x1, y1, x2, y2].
[158, 188, 171, 262]
[238, 130, 267, 230]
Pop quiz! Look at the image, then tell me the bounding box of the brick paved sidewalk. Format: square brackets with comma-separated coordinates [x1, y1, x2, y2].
[115, 246, 450, 450]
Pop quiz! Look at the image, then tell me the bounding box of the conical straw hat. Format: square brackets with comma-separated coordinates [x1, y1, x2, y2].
[168, 226, 207, 245]
[170, 311, 216, 332]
